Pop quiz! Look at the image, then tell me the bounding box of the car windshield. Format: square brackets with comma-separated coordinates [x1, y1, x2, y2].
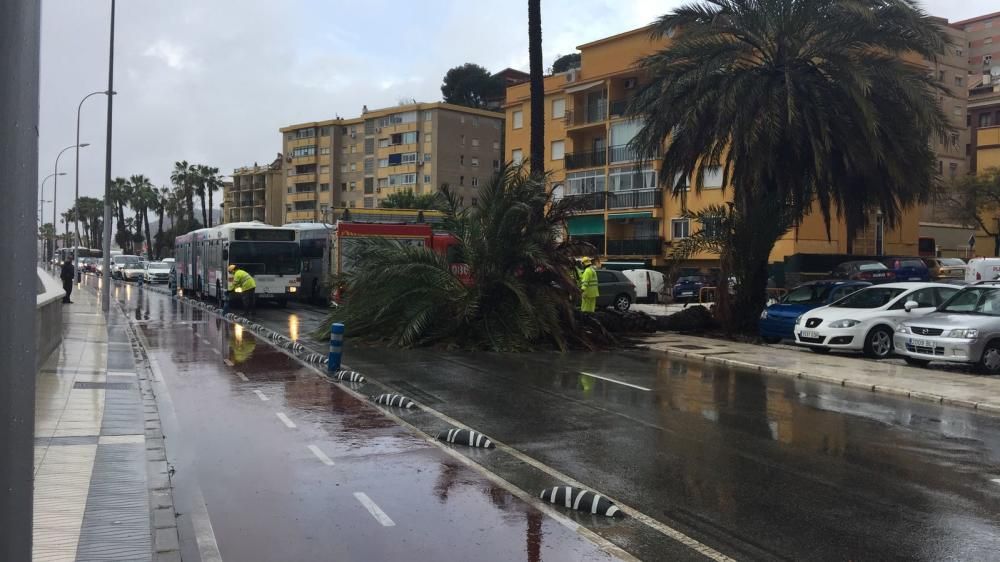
[228, 242, 301, 275]
[898, 259, 925, 268]
[831, 287, 905, 308]
[938, 258, 965, 266]
[857, 263, 887, 271]
[782, 284, 833, 305]
[147, 262, 168, 269]
[939, 287, 1000, 316]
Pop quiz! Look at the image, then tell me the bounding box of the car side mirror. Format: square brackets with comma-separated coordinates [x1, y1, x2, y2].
[904, 300, 919, 312]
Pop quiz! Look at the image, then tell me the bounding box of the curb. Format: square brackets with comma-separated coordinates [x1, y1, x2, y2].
[656, 346, 1000, 416]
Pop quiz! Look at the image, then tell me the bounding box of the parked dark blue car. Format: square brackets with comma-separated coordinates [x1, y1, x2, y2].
[672, 274, 712, 303]
[758, 280, 870, 343]
[881, 257, 930, 282]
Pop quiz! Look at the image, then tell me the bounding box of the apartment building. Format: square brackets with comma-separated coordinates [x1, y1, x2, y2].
[279, 102, 504, 223]
[955, 11, 1000, 70]
[223, 154, 284, 226]
[504, 26, 924, 269]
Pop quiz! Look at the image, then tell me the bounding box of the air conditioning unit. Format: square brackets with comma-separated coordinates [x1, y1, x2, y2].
[565, 69, 579, 83]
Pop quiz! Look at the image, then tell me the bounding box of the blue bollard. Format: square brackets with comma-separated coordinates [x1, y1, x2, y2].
[328, 323, 344, 372]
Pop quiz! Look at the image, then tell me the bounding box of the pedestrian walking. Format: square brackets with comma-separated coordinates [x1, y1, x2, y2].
[579, 257, 599, 313]
[228, 264, 257, 317]
[60, 258, 75, 304]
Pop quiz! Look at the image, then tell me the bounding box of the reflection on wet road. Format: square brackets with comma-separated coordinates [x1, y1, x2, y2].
[108, 278, 1000, 561]
[104, 279, 619, 562]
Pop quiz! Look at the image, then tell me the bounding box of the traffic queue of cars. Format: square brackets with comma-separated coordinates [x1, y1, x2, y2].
[760, 256, 1000, 373]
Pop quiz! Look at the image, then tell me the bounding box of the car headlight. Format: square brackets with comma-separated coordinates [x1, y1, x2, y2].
[760, 310, 769, 320]
[794, 315, 802, 325]
[946, 329, 978, 339]
[829, 319, 860, 329]
[896, 324, 909, 334]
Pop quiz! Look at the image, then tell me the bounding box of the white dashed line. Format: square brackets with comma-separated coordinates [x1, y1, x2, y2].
[307, 445, 335, 466]
[211, 349, 221, 356]
[252, 390, 269, 402]
[236, 372, 248, 382]
[275, 412, 297, 429]
[580, 371, 652, 392]
[991, 478, 1000, 485]
[353, 492, 395, 526]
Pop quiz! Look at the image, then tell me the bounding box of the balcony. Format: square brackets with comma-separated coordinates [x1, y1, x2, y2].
[608, 144, 640, 164]
[562, 191, 607, 212]
[607, 189, 662, 209]
[288, 191, 317, 202]
[606, 238, 663, 256]
[569, 234, 604, 254]
[564, 100, 607, 128]
[609, 99, 628, 118]
[286, 210, 315, 222]
[288, 173, 316, 184]
[564, 149, 608, 170]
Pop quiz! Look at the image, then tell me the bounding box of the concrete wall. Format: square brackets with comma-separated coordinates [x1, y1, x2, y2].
[35, 268, 64, 369]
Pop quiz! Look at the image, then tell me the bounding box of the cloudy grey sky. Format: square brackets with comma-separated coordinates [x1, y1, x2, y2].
[39, 0, 998, 223]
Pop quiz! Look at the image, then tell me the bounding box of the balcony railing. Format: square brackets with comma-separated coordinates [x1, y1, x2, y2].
[607, 189, 662, 209]
[608, 144, 640, 164]
[564, 100, 607, 127]
[570, 234, 604, 254]
[607, 238, 663, 256]
[561, 191, 607, 211]
[564, 149, 607, 170]
[609, 99, 628, 118]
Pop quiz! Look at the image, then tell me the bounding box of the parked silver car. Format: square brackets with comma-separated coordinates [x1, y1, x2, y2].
[894, 282, 1000, 373]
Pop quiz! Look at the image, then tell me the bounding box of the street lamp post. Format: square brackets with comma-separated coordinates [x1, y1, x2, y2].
[53, 143, 88, 260]
[101, 0, 117, 313]
[39, 172, 66, 263]
[74, 91, 114, 280]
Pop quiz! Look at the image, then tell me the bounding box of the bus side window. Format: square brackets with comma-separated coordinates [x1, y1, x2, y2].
[222, 248, 228, 261]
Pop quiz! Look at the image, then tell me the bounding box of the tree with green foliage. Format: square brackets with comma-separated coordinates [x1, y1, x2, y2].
[316, 165, 607, 350]
[379, 189, 441, 210]
[550, 53, 580, 73]
[441, 63, 503, 109]
[935, 168, 1000, 254]
[629, 0, 950, 332]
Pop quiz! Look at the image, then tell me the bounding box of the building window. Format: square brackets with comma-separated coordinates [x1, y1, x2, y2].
[424, 153, 432, 162]
[954, 105, 963, 116]
[319, 126, 331, 136]
[460, 115, 465, 124]
[986, 37, 994, 44]
[340, 164, 347, 173]
[350, 163, 357, 172]
[320, 183, 330, 191]
[471, 177, 479, 187]
[350, 144, 357, 153]
[364, 197, 374, 209]
[512, 110, 523, 129]
[566, 169, 606, 194]
[424, 111, 433, 122]
[364, 159, 374, 173]
[955, 75, 964, 87]
[292, 145, 316, 158]
[341, 183, 347, 192]
[350, 181, 357, 191]
[460, 134, 466, 146]
[938, 70, 946, 82]
[319, 165, 330, 174]
[471, 157, 479, 168]
[349, 201, 356, 208]
[425, 133, 432, 143]
[379, 158, 389, 168]
[472, 116, 480, 127]
[511, 149, 523, 165]
[400, 152, 418, 164]
[551, 140, 565, 161]
[938, 160, 943, 174]
[293, 128, 315, 140]
[703, 166, 724, 188]
[956, 47, 963, 56]
[493, 159, 500, 171]
[671, 219, 690, 239]
[609, 167, 655, 191]
[459, 175, 464, 186]
[388, 173, 417, 186]
[949, 162, 958, 178]
[493, 141, 500, 151]
[378, 178, 389, 188]
[950, 133, 959, 148]
[460, 155, 465, 166]
[981, 113, 993, 127]
[364, 138, 375, 154]
[320, 147, 331, 155]
[552, 98, 565, 119]
[471, 138, 480, 148]
[424, 174, 432, 183]
[379, 138, 390, 148]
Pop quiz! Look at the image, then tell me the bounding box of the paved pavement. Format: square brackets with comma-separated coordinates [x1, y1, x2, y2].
[33, 280, 179, 561]
[227, 296, 1000, 561]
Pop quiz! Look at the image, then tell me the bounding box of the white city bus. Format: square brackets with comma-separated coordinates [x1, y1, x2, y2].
[174, 222, 301, 305]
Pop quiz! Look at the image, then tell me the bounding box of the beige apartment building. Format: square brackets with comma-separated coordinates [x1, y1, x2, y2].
[223, 154, 285, 226]
[279, 102, 504, 223]
[955, 11, 1000, 70]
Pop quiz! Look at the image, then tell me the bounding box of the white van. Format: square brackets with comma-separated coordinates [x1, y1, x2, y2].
[622, 269, 667, 303]
[965, 257, 1000, 282]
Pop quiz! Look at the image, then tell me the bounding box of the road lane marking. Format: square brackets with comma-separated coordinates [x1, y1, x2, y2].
[223, 359, 234, 367]
[211, 349, 221, 356]
[235, 372, 248, 382]
[276, 412, 296, 429]
[580, 371, 651, 392]
[353, 492, 395, 526]
[252, 390, 269, 402]
[991, 478, 1000, 485]
[307, 444, 335, 466]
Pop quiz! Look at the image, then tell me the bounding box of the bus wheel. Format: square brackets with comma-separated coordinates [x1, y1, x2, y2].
[275, 297, 288, 308]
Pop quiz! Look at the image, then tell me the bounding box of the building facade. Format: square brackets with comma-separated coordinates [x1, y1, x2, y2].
[503, 26, 925, 270]
[279, 102, 504, 223]
[955, 11, 1000, 71]
[224, 155, 285, 226]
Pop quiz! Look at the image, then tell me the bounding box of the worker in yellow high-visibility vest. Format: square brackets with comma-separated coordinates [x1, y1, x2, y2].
[228, 264, 257, 317]
[579, 257, 599, 313]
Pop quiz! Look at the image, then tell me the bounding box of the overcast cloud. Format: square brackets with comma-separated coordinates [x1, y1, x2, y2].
[38, 0, 998, 223]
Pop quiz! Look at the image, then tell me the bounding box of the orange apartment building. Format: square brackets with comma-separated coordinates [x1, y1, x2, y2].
[504, 26, 935, 272]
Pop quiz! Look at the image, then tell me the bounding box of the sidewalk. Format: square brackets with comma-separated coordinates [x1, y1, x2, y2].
[33, 285, 178, 561]
[638, 333, 1000, 414]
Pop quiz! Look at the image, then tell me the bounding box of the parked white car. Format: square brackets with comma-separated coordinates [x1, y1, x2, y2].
[793, 282, 961, 358]
[622, 269, 667, 303]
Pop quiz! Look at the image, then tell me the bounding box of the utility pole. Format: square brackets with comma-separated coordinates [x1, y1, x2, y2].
[0, 2, 40, 559]
[100, 0, 116, 312]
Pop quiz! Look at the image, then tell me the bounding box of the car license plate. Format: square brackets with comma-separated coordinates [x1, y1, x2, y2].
[681, 291, 693, 296]
[908, 338, 932, 348]
[801, 330, 819, 339]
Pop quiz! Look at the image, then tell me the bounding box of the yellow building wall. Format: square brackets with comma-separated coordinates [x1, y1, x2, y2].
[979, 127, 1000, 172]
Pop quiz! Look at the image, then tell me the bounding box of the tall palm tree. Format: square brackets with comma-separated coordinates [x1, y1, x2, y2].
[527, 0, 544, 176]
[129, 174, 155, 258]
[629, 0, 950, 331]
[191, 164, 209, 227]
[170, 161, 196, 227]
[109, 177, 132, 253]
[201, 165, 223, 227]
[153, 186, 171, 259]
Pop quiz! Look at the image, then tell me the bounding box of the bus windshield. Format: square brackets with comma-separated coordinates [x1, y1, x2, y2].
[228, 242, 301, 275]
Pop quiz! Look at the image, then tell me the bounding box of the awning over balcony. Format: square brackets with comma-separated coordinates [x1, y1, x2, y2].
[564, 80, 604, 94]
[607, 212, 653, 220]
[567, 215, 605, 235]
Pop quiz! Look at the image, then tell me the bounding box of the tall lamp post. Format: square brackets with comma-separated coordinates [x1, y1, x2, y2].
[39, 172, 66, 263]
[101, 0, 117, 313]
[53, 143, 88, 259]
[74, 91, 114, 279]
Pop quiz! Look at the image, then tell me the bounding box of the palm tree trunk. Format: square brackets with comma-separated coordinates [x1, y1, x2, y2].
[200, 193, 208, 228]
[208, 189, 213, 227]
[143, 208, 152, 259]
[527, 0, 544, 176]
[156, 209, 165, 260]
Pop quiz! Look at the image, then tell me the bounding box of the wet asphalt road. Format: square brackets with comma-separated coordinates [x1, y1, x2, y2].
[108, 279, 1000, 561]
